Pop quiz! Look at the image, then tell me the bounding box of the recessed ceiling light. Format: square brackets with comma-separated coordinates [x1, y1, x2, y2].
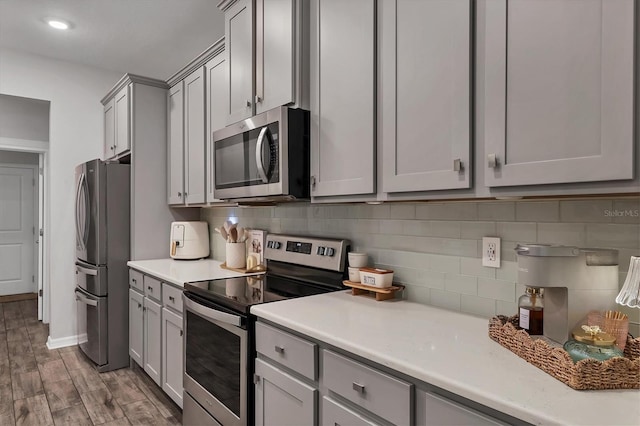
[45, 18, 71, 30]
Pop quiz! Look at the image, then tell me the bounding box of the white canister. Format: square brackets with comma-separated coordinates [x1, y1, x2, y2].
[226, 242, 247, 269]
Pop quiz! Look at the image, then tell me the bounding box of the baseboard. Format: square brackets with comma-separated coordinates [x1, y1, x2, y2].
[46, 334, 78, 350]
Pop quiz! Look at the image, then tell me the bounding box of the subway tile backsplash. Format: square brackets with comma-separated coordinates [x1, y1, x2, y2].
[202, 197, 640, 334]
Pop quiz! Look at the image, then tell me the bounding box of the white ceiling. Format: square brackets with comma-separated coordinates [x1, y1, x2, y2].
[0, 0, 226, 81]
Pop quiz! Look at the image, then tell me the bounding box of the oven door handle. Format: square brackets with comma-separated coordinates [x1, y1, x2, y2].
[183, 294, 242, 327]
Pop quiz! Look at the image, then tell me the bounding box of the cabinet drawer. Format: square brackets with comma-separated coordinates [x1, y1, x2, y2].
[129, 269, 144, 293]
[322, 396, 380, 426]
[322, 350, 412, 425]
[255, 322, 317, 380]
[143, 275, 161, 301]
[162, 283, 183, 313]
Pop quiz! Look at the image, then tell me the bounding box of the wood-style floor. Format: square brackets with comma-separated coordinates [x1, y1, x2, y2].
[0, 299, 182, 425]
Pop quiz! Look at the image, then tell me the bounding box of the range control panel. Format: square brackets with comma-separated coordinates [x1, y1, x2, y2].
[265, 234, 349, 272]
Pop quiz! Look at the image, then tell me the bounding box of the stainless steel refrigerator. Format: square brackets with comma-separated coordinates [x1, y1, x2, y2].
[74, 159, 130, 372]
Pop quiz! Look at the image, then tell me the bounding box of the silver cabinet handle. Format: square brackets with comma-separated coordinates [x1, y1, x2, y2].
[453, 158, 463, 172]
[180, 330, 183, 337]
[169, 296, 175, 302]
[255, 95, 262, 104]
[311, 175, 316, 189]
[352, 382, 365, 394]
[132, 278, 136, 283]
[246, 100, 252, 108]
[76, 264, 97, 276]
[488, 153, 499, 169]
[147, 286, 153, 291]
[274, 345, 285, 354]
[255, 127, 270, 184]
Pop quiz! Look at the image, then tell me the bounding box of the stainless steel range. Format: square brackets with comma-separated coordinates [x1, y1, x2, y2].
[182, 234, 350, 426]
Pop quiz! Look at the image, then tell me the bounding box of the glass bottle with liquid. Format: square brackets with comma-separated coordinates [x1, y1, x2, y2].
[518, 287, 544, 335]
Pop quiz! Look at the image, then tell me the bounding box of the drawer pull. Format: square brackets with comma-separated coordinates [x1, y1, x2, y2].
[352, 382, 365, 394]
[169, 296, 175, 302]
[132, 278, 136, 283]
[274, 345, 285, 354]
[147, 286, 152, 291]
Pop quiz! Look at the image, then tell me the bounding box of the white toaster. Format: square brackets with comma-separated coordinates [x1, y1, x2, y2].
[170, 221, 210, 260]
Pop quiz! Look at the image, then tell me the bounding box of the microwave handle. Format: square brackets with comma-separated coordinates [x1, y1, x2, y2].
[255, 126, 271, 184]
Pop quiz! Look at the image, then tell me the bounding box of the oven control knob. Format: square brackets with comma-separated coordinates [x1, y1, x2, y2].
[326, 247, 335, 257]
[274, 242, 282, 250]
[317, 246, 325, 255]
[267, 241, 273, 249]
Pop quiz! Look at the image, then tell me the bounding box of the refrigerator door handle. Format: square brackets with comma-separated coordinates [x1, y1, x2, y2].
[76, 264, 98, 276]
[75, 173, 84, 249]
[75, 290, 98, 307]
[82, 173, 90, 248]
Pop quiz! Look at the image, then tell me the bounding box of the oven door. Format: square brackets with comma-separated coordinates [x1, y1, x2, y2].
[213, 107, 286, 200]
[183, 293, 248, 426]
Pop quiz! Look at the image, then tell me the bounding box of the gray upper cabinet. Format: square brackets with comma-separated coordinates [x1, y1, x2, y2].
[225, 0, 255, 124]
[206, 45, 227, 204]
[167, 68, 206, 206]
[184, 67, 206, 204]
[221, 0, 307, 125]
[310, 0, 376, 197]
[103, 84, 130, 159]
[103, 99, 115, 160]
[255, 0, 296, 114]
[482, 0, 635, 187]
[167, 82, 185, 205]
[380, 0, 472, 193]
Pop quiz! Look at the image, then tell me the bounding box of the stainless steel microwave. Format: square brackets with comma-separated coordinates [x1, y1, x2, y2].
[212, 106, 310, 203]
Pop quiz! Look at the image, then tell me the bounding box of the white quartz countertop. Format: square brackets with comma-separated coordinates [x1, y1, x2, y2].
[251, 291, 640, 426]
[127, 258, 257, 287]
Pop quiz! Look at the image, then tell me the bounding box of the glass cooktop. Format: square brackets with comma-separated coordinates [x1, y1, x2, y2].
[184, 272, 340, 315]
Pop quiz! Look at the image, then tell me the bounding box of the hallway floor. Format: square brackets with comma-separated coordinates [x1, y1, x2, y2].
[0, 299, 182, 425]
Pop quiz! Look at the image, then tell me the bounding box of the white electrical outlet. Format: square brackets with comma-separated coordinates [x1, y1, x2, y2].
[482, 237, 501, 268]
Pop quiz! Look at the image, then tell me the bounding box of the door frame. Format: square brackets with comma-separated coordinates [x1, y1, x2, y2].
[0, 138, 49, 323]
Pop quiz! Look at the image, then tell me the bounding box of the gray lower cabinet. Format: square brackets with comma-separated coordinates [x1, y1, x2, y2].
[310, 0, 376, 198]
[254, 358, 317, 426]
[322, 396, 380, 426]
[143, 296, 162, 386]
[416, 389, 506, 426]
[162, 306, 183, 408]
[128, 289, 144, 366]
[322, 349, 412, 426]
[482, 0, 635, 187]
[130, 268, 186, 406]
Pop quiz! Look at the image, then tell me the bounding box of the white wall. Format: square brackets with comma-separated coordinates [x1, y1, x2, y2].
[0, 94, 50, 141]
[0, 47, 122, 343]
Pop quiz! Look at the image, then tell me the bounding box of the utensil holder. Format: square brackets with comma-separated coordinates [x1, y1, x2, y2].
[226, 242, 246, 269]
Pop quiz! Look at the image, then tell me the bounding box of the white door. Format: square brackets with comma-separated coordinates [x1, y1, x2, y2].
[0, 166, 35, 296]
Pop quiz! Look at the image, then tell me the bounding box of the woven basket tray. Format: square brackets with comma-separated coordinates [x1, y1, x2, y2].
[489, 315, 640, 390]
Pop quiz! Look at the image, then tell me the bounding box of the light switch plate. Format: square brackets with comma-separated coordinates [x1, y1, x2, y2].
[482, 237, 501, 268]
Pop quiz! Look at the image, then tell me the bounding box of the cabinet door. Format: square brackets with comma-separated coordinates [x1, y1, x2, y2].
[256, 0, 296, 114]
[103, 99, 115, 160]
[184, 67, 206, 205]
[162, 307, 183, 408]
[254, 358, 316, 426]
[206, 52, 228, 203]
[483, 0, 634, 187]
[167, 82, 185, 205]
[322, 396, 380, 426]
[129, 289, 144, 367]
[226, 0, 255, 124]
[310, 0, 375, 197]
[114, 85, 131, 156]
[143, 297, 162, 386]
[380, 0, 471, 193]
[416, 389, 505, 426]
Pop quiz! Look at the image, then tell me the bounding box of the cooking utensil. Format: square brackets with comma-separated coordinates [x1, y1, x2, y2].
[219, 227, 228, 242]
[229, 227, 238, 243]
[236, 227, 245, 242]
